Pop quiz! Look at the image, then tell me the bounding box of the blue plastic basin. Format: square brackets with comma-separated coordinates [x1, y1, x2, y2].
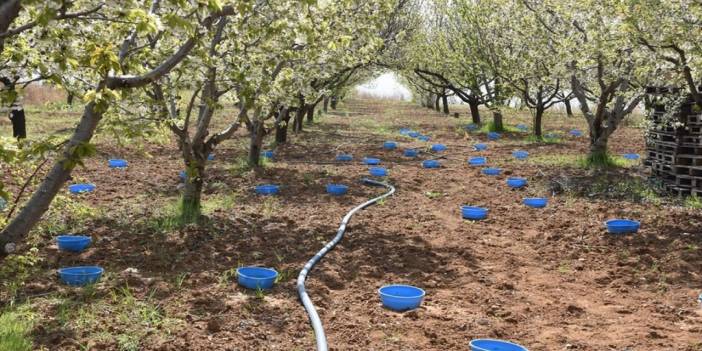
[408, 131, 420, 138]
[466, 124, 479, 131]
[383, 141, 397, 150]
[57, 235, 92, 253]
[363, 157, 381, 165]
[570, 129, 583, 137]
[431, 144, 447, 152]
[404, 149, 419, 157]
[58, 266, 104, 286]
[474, 143, 488, 151]
[422, 160, 440, 169]
[236, 267, 278, 290]
[208, 153, 215, 161]
[326, 184, 348, 196]
[261, 150, 274, 159]
[399, 128, 412, 135]
[488, 132, 501, 140]
[513, 150, 529, 160]
[516, 124, 529, 132]
[506, 177, 528, 188]
[469, 157, 487, 166]
[179, 170, 187, 181]
[378, 284, 425, 312]
[418, 135, 431, 142]
[336, 154, 353, 162]
[470, 339, 528, 351]
[108, 159, 128, 168]
[68, 184, 95, 194]
[370, 167, 388, 177]
[461, 206, 488, 220]
[523, 197, 548, 208]
[605, 219, 640, 234]
[623, 153, 640, 160]
[482, 167, 501, 176]
[255, 184, 280, 195]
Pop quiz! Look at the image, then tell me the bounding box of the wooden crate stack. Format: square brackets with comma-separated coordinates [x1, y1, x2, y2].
[645, 87, 702, 196]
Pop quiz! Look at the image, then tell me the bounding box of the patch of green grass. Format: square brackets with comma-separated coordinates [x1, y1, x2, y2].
[261, 197, 280, 218]
[685, 195, 702, 209]
[479, 121, 520, 133]
[228, 156, 252, 177]
[202, 191, 238, 215]
[525, 134, 561, 144]
[584, 177, 662, 205]
[579, 151, 628, 169]
[424, 191, 444, 199]
[529, 154, 580, 167]
[357, 118, 393, 136]
[0, 306, 35, 351]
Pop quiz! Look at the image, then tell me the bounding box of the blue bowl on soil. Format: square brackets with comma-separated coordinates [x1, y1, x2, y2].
[523, 197, 548, 208]
[404, 149, 419, 157]
[57, 235, 92, 253]
[336, 154, 353, 162]
[179, 170, 187, 181]
[370, 167, 388, 177]
[108, 159, 128, 168]
[516, 124, 529, 132]
[469, 157, 487, 166]
[208, 153, 215, 161]
[399, 128, 412, 135]
[422, 160, 440, 169]
[68, 184, 95, 194]
[482, 167, 501, 176]
[378, 284, 425, 312]
[431, 144, 447, 152]
[513, 150, 529, 160]
[255, 184, 280, 195]
[506, 177, 527, 189]
[418, 135, 431, 142]
[408, 131, 421, 138]
[363, 157, 381, 165]
[605, 219, 640, 234]
[58, 266, 104, 286]
[461, 206, 488, 220]
[236, 267, 278, 290]
[488, 132, 501, 140]
[326, 184, 348, 196]
[545, 132, 559, 139]
[466, 123, 480, 131]
[261, 150, 274, 159]
[383, 141, 397, 150]
[623, 153, 640, 160]
[474, 143, 488, 151]
[569, 129, 583, 137]
[470, 339, 528, 351]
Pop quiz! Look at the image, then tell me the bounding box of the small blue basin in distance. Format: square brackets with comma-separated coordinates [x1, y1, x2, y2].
[336, 154, 353, 162]
[399, 128, 412, 135]
[470, 339, 528, 351]
[363, 157, 381, 165]
[422, 160, 440, 169]
[523, 197, 548, 208]
[466, 123, 479, 131]
[469, 156, 487, 166]
[369, 167, 388, 177]
[418, 135, 431, 142]
[255, 184, 280, 195]
[623, 153, 640, 160]
[431, 144, 447, 152]
[404, 149, 418, 157]
[488, 132, 501, 140]
[383, 141, 397, 150]
[461, 206, 488, 220]
[482, 167, 501, 176]
[261, 150, 274, 159]
[236, 267, 278, 290]
[208, 153, 215, 161]
[58, 266, 104, 286]
[516, 124, 529, 131]
[179, 170, 187, 180]
[570, 129, 583, 137]
[408, 131, 421, 138]
[513, 150, 529, 160]
[605, 219, 640, 234]
[507, 177, 528, 188]
[474, 143, 488, 151]
[68, 184, 96, 194]
[57, 235, 92, 252]
[108, 159, 128, 168]
[378, 284, 425, 312]
[326, 184, 348, 196]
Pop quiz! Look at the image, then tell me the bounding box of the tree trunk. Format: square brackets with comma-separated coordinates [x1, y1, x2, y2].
[468, 101, 481, 124]
[305, 104, 314, 123]
[588, 133, 609, 161]
[10, 106, 26, 139]
[67, 92, 74, 106]
[330, 96, 338, 110]
[0, 101, 103, 254]
[564, 98, 573, 117]
[323, 96, 329, 113]
[181, 160, 204, 223]
[442, 94, 449, 115]
[275, 108, 291, 144]
[426, 94, 434, 109]
[248, 119, 266, 167]
[492, 111, 504, 131]
[533, 106, 544, 138]
[434, 95, 440, 111]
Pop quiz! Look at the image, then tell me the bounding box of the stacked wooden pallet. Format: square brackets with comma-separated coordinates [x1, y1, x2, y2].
[645, 87, 702, 197]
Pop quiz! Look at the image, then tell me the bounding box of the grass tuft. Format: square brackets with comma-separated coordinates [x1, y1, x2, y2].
[0, 307, 34, 351]
[580, 151, 627, 169]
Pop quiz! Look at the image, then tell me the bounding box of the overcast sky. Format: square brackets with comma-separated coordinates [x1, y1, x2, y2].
[355, 72, 412, 101]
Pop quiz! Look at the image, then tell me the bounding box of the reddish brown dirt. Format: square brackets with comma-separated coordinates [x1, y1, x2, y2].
[3, 99, 702, 350]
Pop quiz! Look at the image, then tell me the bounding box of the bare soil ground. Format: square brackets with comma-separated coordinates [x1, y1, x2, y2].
[2, 98, 702, 350]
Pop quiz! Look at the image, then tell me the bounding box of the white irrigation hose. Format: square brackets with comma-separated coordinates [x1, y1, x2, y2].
[296, 178, 395, 351]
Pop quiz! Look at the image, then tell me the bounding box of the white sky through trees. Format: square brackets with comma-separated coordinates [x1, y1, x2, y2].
[355, 72, 412, 101]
